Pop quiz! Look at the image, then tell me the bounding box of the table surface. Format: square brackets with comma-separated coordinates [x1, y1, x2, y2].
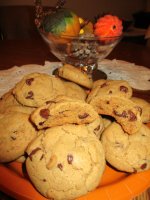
[0, 38, 150, 199]
[0, 37, 149, 102]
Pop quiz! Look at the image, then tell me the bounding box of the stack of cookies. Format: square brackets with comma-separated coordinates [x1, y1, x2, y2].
[86, 78, 150, 173]
[0, 63, 150, 200]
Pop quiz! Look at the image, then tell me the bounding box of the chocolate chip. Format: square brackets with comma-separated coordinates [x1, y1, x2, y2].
[39, 121, 44, 126]
[43, 179, 47, 182]
[141, 134, 146, 137]
[78, 113, 89, 119]
[100, 82, 107, 88]
[67, 154, 73, 164]
[29, 147, 41, 161]
[46, 101, 51, 104]
[120, 86, 128, 93]
[40, 109, 49, 119]
[26, 78, 34, 85]
[57, 163, 63, 171]
[26, 91, 34, 99]
[128, 110, 137, 121]
[109, 90, 112, 94]
[94, 125, 100, 132]
[113, 110, 127, 118]
[10, 136, 16, 140]
[141, 163, 147, 170]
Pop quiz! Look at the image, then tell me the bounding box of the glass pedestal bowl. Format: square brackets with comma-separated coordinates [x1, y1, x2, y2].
[39, 30, 122, 80]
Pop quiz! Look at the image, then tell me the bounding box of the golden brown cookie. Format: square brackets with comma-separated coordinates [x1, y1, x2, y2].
[0, 89, 35, 114]
[88, 95, 142, 134]
[30, 96, 99, 129]
[13, 73, 66, 107]
[3, 105, 35, 114]
[63, 81, 87, 101]
[57, 64, 93, 89]
[87, 79, 133, 103]
[26, 124, 105, 200]
[101, 122, 150, 172]
[0, 112, 37, 163]
[0, 89, 20, 113]
[131, 97, 150, 123]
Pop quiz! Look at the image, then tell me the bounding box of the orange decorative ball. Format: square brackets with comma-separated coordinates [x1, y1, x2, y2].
[94, 14, 123, 39]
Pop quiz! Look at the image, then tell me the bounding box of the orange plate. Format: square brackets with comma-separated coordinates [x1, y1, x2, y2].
[0, 123, 150, 200]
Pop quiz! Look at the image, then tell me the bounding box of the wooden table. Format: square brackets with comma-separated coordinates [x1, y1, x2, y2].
[0, 38, 150, 199]
[0, 38, 149, 102]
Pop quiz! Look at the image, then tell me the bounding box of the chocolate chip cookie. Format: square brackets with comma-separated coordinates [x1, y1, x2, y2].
[88, 95, 142, 134]
[26, 124, 105, 200]
[57, 64, 93, 89]
[101, 122, 150, 172]
[0, 89, 20, 113]
[87, 79, 133, 103]
[131, 97, 150, 123]
[13, 73, 66, 107]
[30, 96, 99, 129]
[0, 111, 37, 163]
[63, 81, 87, 101]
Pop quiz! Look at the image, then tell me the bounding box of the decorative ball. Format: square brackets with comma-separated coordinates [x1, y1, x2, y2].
[94, 14, 123, 38]
[41, 8, 80, 37]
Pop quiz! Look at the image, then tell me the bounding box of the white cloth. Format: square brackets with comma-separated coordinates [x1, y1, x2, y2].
[0, 59, 149, 97]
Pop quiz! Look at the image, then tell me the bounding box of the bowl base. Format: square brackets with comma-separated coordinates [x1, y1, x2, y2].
[92, 69, 107, 81]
